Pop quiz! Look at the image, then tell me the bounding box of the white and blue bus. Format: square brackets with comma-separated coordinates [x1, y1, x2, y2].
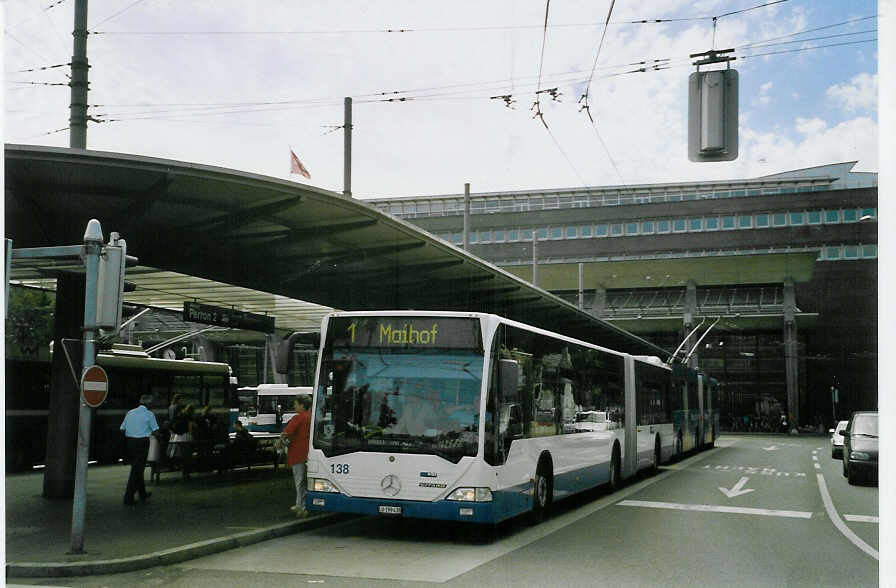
[306, 311, 719, 524]
[240, 383, 313, 433]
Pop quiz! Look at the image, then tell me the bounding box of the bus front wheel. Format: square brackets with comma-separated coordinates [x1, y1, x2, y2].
[530, 460, 553, 524]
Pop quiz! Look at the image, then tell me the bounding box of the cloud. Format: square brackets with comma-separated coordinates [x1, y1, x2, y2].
[759, 82, 773, 105]
[826, 73, 878, 113]
[795, 117, 827, 136]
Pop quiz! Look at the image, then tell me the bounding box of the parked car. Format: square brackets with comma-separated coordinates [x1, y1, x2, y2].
[830, 420, 848, 459]
[841, 411, 878, 485]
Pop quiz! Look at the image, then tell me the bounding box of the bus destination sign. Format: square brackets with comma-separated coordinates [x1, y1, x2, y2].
[183, 301, 275, 333]
[328, 316, 481, 350]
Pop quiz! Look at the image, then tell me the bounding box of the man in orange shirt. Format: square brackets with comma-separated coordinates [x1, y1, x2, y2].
[280, 395, 312, 517]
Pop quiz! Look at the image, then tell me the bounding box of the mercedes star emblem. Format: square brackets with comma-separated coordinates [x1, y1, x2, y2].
[381, 474, 401, 497]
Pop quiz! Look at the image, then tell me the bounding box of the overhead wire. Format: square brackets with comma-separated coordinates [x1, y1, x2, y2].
[89, 0, 149, 29]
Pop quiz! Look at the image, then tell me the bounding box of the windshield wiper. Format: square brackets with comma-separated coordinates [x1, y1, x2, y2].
[852, 433, 878, 438]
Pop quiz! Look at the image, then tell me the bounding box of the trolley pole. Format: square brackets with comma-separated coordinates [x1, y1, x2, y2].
[69, 0, 89, 149]
[70, 219, 102, 553]
[343, 97, 352, 198]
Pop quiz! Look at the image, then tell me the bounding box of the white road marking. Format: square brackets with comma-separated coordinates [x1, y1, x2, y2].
[812, 455, 818, 461]
[812, 450, 818, 455]
[814, 463, 821, 469]
[815, 473, 878, 560]
[618, 500, 812, 519]
[844, 514, 879, 523]
[763, 445, 779, 451]
[718, 476, 755, 498]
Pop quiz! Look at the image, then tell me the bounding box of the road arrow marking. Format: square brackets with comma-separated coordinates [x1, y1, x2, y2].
[719, 476, 755, 498]
[763, 445, 779, 451]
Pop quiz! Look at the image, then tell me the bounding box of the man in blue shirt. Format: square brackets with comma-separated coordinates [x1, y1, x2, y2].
[120, 394, 159, 506]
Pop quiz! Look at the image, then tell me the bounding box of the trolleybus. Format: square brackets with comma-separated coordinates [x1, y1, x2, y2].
[305, 311, 719, 524]
[5, 343, 238, 471]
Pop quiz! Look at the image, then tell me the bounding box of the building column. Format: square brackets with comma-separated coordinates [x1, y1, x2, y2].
[43, 274, 84, 498]
[590, 285, 606, 317]
[684, 280, 697, 367]
[783, 278, 799, 428]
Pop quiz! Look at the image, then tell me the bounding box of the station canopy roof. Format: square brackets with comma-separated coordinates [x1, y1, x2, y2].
[5, 144, 668, 357]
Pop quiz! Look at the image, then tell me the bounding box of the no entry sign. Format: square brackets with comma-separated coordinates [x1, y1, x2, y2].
[81, 365, 109, 408]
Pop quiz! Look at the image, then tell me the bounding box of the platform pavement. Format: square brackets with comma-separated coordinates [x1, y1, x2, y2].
[5, 462, 339, 578]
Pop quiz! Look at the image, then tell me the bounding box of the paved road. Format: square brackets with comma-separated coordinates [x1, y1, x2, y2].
[10, 435, 878, 587]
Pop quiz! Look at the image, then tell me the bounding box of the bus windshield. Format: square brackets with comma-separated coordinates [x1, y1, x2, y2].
[314, 316, 483, 463]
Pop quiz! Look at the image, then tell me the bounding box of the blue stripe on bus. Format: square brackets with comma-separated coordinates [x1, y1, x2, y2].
[307, 486, 537, 524]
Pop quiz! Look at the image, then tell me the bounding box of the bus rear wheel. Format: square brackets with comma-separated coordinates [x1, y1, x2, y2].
[609, 446, 622, 491]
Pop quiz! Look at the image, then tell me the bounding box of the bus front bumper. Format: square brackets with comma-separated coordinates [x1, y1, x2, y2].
[306, 491, 501, 523]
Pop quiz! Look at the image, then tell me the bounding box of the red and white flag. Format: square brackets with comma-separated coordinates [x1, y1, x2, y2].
[289, 148, 311, 179]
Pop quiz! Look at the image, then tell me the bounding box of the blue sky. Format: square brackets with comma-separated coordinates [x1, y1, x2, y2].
[3, 0, 880, 198]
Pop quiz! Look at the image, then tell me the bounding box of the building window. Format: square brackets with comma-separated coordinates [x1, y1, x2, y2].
[773, 213, 787, 227]
[529, 197, 543, 210]
[565, 226, 577, 239]
[480, 230, 492, 243]
[731, 190, 745, 197]
[494, 230, 505, 242]
[471, 200, 485, 213]
[738, 215, 752, 229]
[390, 204, 402, 215]
[824, 209, 840, 224]
[453, 233, 462, 244]
[825, 246, 840, 260]
[689, 218, 703, 231]
[790, 212, 804, 226]
[755, 214, 769, 228]
[595, 224, 608, 237]
[508, 229, 519, 241]
[673, 219, 686, 232]
[469, 232, 478, 244]
[862, 244, 877, 258]
[657, 220, 670, 233]
[625, 222, 639, 235]
[641, 221, 654, 234]
[844, 245, 859, 259]
[704, 217, 719, 230]
[842, 209, 858, 222]
[715, 191, 730, 199]
[550, 227, 563, 239]
[611, 223, 623, 236]
[747, 189, 762, 196]
[580, 225, 593, 237]
[721, 216, 736, 229]
[537, 228, 548, 240]
[544, 196, 558, 209]
[431, 201, 444, 214]
[807, 210, 822, 224]
[861, 207, 877, 219]
[522, 229, 533, 240]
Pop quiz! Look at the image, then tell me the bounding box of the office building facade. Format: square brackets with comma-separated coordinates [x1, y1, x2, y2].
[368, 162, 878, 430]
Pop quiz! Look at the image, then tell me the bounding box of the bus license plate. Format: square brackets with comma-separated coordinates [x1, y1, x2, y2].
[379, 505, 402, 515]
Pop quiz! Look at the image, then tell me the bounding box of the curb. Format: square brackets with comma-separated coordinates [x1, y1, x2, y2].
[6, 513, 340, 578]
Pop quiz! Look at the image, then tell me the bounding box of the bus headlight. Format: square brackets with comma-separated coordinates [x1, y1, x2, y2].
[311, 478, 339, 493]
[446, 487, 493, 502]
[850, 451, 871, 461]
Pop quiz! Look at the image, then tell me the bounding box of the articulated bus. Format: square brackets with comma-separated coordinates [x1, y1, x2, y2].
[6, 343, 237, 471]
[305, 311, 720, 524]
[239, 383, 313, 433]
